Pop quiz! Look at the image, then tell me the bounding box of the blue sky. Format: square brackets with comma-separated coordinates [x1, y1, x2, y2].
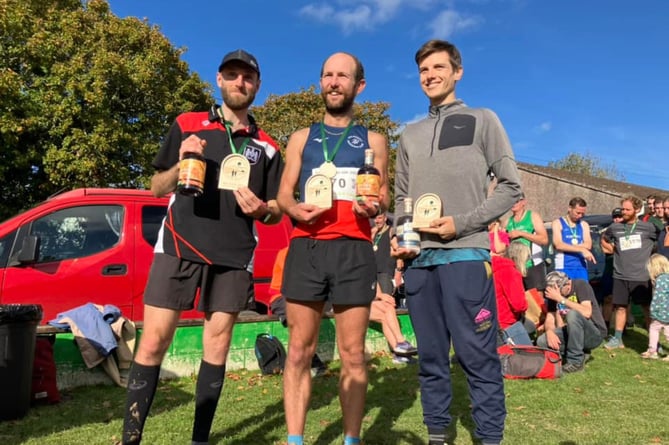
[109, 0, 669, 191]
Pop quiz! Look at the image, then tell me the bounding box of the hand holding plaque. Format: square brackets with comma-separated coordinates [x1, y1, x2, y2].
[412, 193, 442, 228]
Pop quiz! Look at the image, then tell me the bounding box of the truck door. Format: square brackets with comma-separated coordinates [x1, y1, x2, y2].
[2, 204, 133, 323]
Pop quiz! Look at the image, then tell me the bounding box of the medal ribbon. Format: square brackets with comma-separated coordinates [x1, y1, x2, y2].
[624, 221, 637, 240]
[320, 121, 354, 163]
[373, 225, 388, 249]
[224, 121, 250, 155]
[562, 217, 579, 243]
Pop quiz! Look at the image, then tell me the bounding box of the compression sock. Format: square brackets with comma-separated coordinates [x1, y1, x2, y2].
[614, 330, 623, 340]
[122, 362, 161, 445]
[344, 436, 361, 444]
[427, 426, 446, 445]
[287, 435, 304, 445]
[192, 360, 226, 443]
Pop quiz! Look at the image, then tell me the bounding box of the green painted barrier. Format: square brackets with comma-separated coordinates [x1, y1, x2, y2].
[49, 314, 416, 389]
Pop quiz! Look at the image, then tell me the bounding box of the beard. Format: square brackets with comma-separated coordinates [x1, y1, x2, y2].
[222, 87, 256, 111]
[622, 213, 636, 223]
[321, 90, 355, 116]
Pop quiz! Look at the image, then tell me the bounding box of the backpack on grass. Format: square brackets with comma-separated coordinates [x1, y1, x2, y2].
[254, 333, 286, 375]
[498, 344, 562, 380]
[32, 335, 60, 404]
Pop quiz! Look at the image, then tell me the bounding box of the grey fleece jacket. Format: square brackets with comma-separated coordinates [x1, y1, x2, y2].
[394, 100, 522, 251]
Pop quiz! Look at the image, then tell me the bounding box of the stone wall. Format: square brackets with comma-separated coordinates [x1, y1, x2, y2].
[519, 171, 621, 221]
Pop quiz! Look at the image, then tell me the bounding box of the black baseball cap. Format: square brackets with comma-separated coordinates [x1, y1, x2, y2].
[218, 49, 260, 75]
[611, 207, 623, 218]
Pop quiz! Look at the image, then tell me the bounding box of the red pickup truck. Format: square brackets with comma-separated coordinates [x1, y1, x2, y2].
[0, 188, 291, 323]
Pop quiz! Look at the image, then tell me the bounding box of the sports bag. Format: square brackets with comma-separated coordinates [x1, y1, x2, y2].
[498, 344, 562, 380]
[32, 335, 60, 404]
[254, 333, 286, 375]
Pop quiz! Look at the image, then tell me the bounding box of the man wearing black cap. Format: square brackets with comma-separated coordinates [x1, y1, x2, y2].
[122, 49, 283, 445]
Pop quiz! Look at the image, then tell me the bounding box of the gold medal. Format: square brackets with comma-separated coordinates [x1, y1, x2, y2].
[218, 154, 251, 190]
[373, 245, 378, 252]
[571, 238, 578, 245]
[319, 121, 353, 180]
[319, 161, 337, 179]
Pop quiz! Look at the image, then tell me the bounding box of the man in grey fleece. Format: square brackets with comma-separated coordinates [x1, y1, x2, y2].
[392, 39, 522, 445]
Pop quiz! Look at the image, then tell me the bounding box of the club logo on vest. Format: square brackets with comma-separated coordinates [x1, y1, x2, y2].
[347, 135, 365, 149]
[243, 145, 262, 165]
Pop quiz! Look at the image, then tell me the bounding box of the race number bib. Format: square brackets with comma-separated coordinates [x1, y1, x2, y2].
[312, 167, 357, 201]
[620, 234, 642, 251]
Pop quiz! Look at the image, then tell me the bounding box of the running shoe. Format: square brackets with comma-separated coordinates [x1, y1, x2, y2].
[641, 349, 659, 359]
[392, 354, 416, 364]
[603, 336, 625, 350]
[562, 362, 584, 373]
[393, 341, 418, 356]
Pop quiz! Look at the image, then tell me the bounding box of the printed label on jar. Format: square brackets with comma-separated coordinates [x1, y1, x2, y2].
[178, 158, 206, 189]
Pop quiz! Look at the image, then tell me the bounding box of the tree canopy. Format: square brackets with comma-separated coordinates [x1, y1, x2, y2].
[1, 0, 402, 220]
[0, 0, 213, 219]
[548, 152, 625, 181]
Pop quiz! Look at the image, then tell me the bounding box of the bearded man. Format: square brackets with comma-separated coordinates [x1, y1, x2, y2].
[277, 52, 390, 445]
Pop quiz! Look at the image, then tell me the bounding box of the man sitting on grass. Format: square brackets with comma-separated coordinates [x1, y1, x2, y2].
[536, 271, 607, 373]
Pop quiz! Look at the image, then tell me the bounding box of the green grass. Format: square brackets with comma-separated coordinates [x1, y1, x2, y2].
[2, 327, 668, 445]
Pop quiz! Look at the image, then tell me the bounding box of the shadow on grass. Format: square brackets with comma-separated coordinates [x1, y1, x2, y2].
[210, 371, 340, 444]
[622, 326, 650, 353]
[307, 353, 479, 445]
[210, 397, 286, 444]
[211, 355, 425, 445]
[329, 355, 424, 445]
[0, 378, 194, 443]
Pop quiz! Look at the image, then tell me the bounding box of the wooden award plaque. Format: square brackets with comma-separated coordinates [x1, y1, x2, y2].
[412, 193, 442, 228]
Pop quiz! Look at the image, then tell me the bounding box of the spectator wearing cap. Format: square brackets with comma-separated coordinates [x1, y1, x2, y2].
[536, 271, 607, 373]
[121, 49, 284, 445]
